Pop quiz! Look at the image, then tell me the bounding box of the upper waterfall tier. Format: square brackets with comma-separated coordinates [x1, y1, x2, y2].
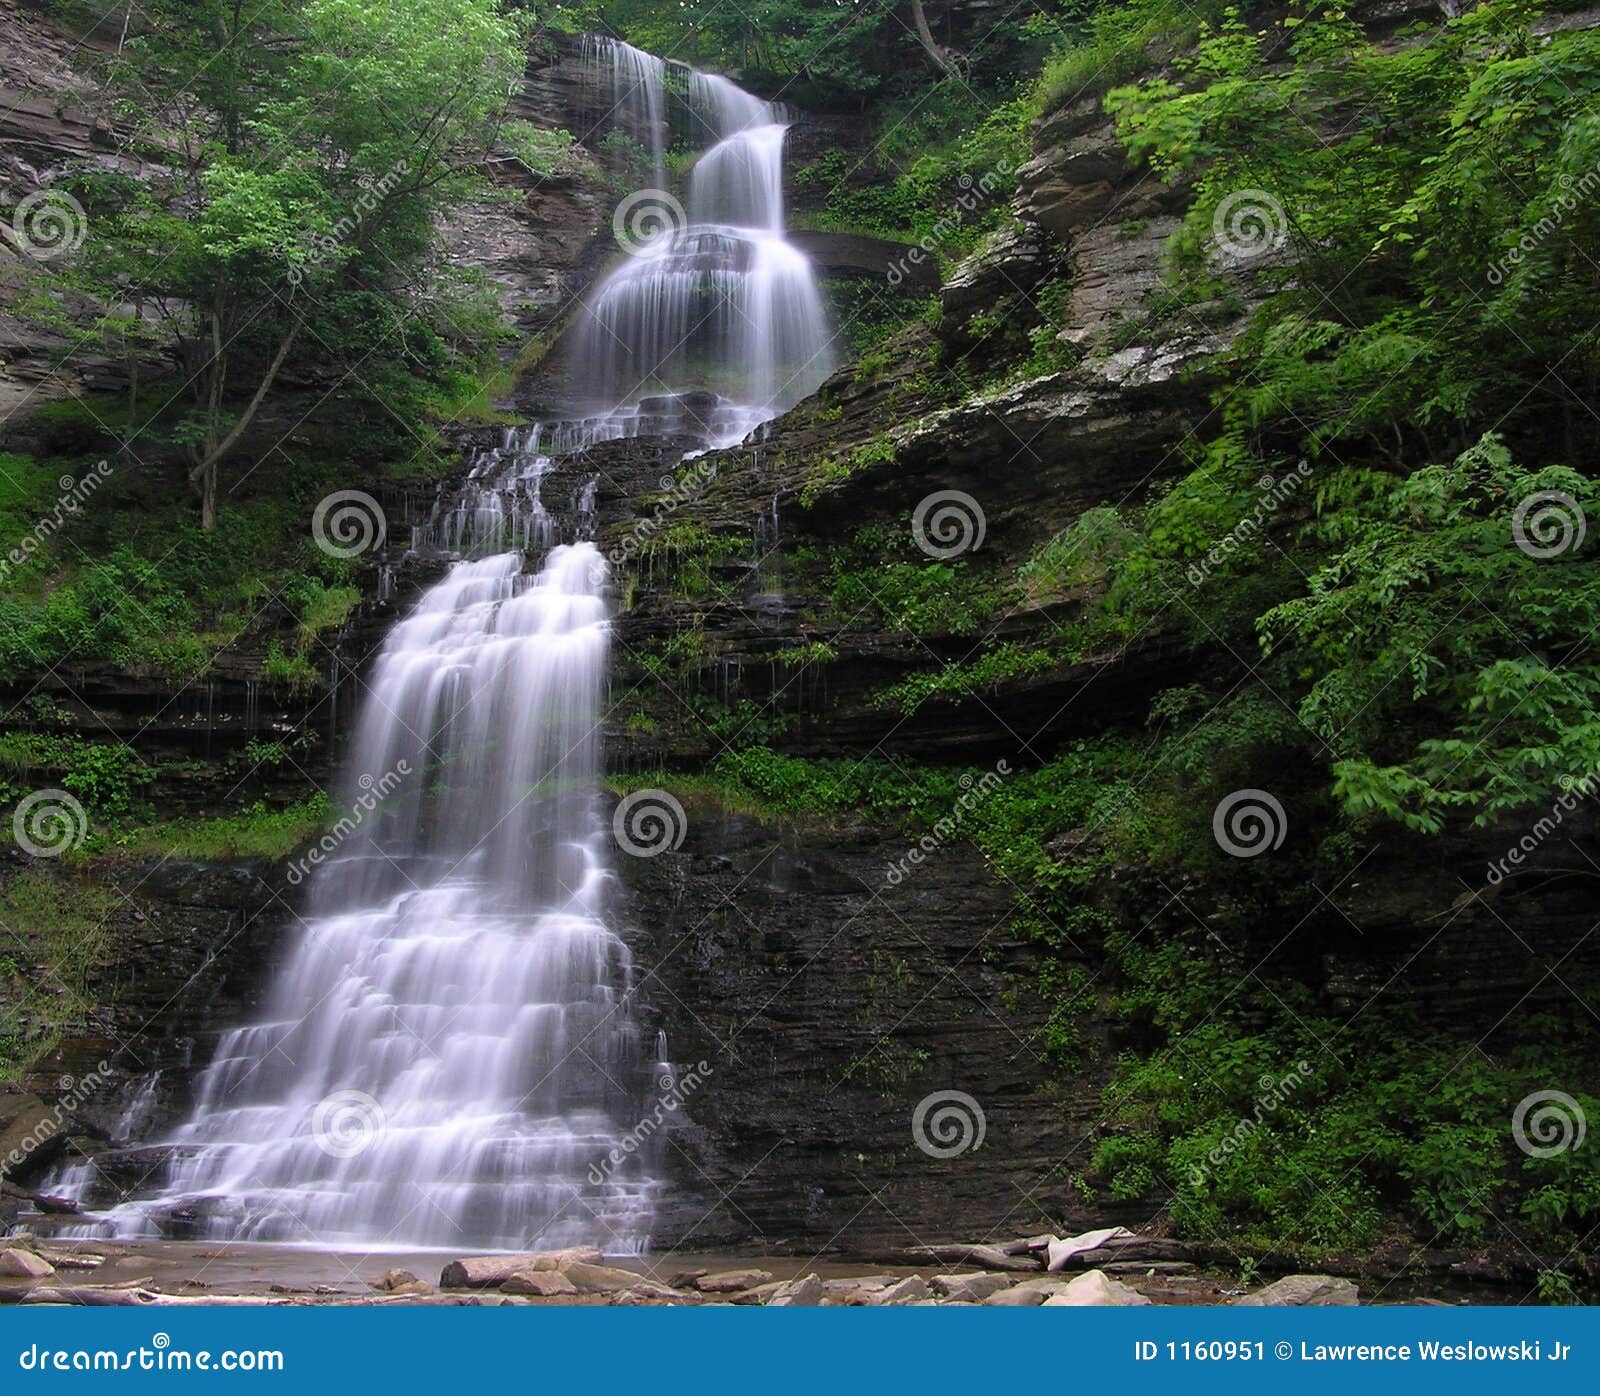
[569, 37, 835, 447]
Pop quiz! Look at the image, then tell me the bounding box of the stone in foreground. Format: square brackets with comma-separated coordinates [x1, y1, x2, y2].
[440, 1247, 603, 1288]
[1234, 1275, 1359, 1307]
[0, 1247, 55, 1279]
[501, 1270, 578, 1297]
[766, 1274, 824, 1307]
[866, 1275, 930, 1306]
[931, 1273, 1015, 1303]
[694, 1268, 773, 1293]
[1041, 1269, 1151, 1307]
[558, 1261, 644, 1294]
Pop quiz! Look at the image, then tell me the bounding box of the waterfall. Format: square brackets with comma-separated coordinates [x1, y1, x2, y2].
[47, 41, 832, 1255]
[70, 545, 658, 1251]
[584, 34, 666, 187]
[569, 41, 835, 448]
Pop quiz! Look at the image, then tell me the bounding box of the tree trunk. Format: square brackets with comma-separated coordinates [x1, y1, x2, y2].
[187, 317, 302, 530]
[908, 0, 958, 77]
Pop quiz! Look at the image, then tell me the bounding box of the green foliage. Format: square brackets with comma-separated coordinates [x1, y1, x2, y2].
[48, 0, 525, 521]
[1033, 0, 1240, 111]
[0, 732, 151, 826]
[1092, 955, 1600, 1259]
[821, 524, 1011, 635]
[876, 642, 1057, 714]
[1262, 438, 1600, 830]
[632, 523, 746, 599]
[0, 453, 360, 681]
[116, 795, 332, 861]
[0, 870, 116, 1077]
[1064, 1, 1600, 835]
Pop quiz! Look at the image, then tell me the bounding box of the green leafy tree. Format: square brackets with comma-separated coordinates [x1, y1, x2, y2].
[65, 0, 527, 527]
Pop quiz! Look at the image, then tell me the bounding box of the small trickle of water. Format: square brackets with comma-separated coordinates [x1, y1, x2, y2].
[585, 34, 666, 186]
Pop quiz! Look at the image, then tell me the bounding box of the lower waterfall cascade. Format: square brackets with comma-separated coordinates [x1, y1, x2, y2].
[46, 36, 834, 1253]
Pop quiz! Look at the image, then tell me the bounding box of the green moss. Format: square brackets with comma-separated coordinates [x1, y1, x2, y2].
[633, 523, 745, 598]
[820, 525, 1011, 635]
[875, 642, 1060, 714]
[262, 641, 321, 692]
[0, 445, 374, 684]
[0, 732, 153, 828]
[113, 795, 331, 861]
[0, 869, 116, 1078]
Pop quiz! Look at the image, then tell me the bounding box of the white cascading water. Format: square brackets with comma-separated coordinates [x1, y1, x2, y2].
[570, 38, 835, 447]
[69, 541, 659, 1251]
[583, 34, 666, 187]
[45, 39, 829, 1253]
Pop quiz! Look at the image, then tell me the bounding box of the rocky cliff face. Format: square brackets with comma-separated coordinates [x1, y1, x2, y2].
[8, 3, 1599, 1261]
